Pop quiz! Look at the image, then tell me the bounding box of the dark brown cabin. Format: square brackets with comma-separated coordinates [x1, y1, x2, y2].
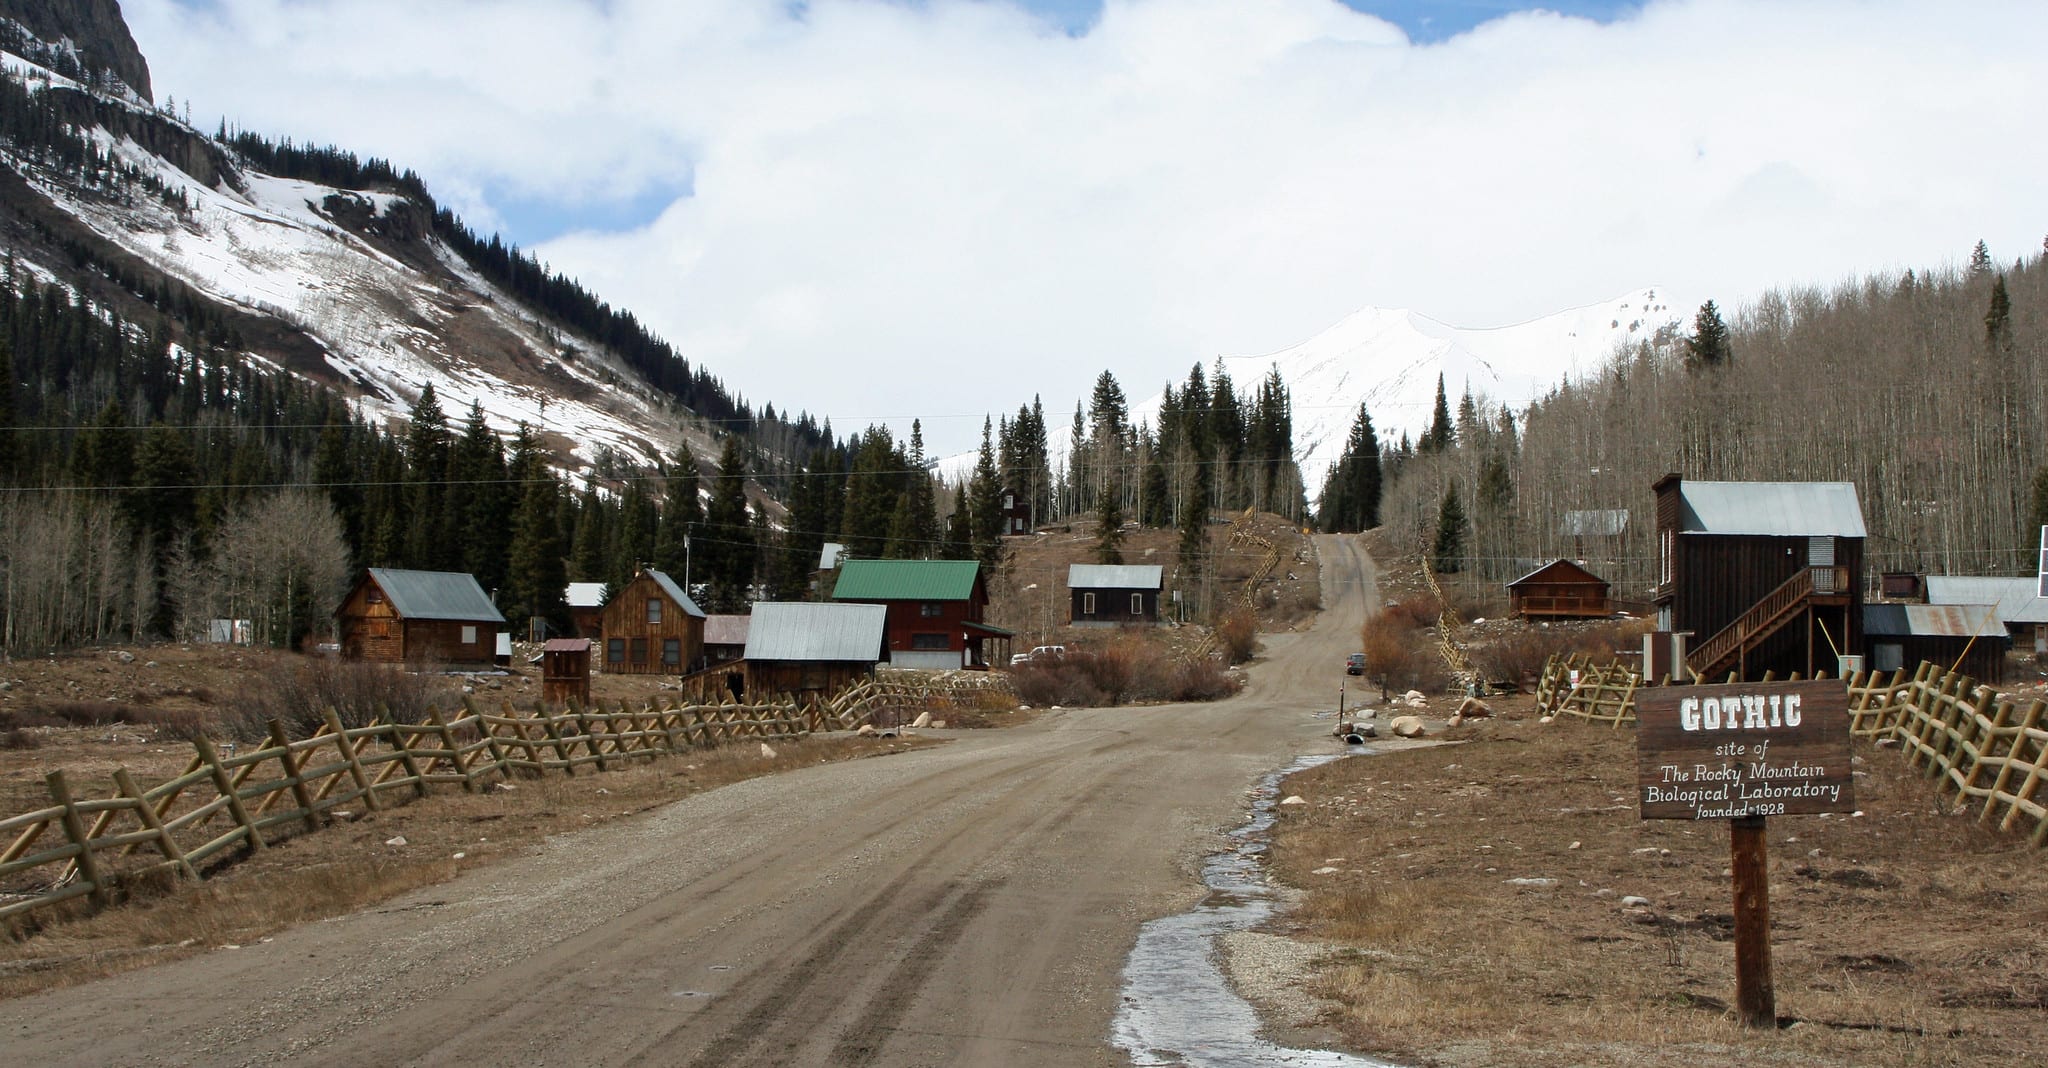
[1067, 564, 1164, 626]
[832, 559, 1011, 670]
[598, 568, 706, 674]
[1506, 559, 1612, 619]
[1653, 475, 1865, 682]
[999, 487, 1032, 535]
[335, 568, 505, 669]
[541, 638, 592, 706]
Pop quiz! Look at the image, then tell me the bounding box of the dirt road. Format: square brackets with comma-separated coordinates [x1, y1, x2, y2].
[2, 536, 1379, 1067]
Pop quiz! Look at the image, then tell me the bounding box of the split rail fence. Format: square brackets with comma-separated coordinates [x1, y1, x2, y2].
[0, 694, 806, 926]
[815, 672, 1014, 731]
[1532, 654, 2048, 846]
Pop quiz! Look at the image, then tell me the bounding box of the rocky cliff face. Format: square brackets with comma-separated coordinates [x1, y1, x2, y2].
[0, 0, 152, 101]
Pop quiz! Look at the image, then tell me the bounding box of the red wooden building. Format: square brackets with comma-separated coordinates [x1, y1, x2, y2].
[831, 559, 1012, 669]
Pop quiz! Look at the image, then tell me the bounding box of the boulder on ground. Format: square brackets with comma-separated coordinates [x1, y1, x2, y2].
[856, 723, 878, 737]
[1455, 696, 1494, 719]
[1390, 715, 1426, 738]
[1279, 795, 1308, 806]
[759, 742, 778, 759]
[911, 710, 932, 728]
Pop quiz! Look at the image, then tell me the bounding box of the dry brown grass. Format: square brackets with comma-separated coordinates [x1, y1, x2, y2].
[1264, 701, 2048, 1067]
[0, 734, 934, 1000]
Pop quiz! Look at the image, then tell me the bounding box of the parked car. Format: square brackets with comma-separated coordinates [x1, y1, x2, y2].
[1011, 644, 1068, 666]
[1346, 652, 1366, 676]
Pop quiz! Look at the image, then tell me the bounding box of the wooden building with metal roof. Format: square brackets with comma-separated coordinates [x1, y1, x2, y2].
[335, 568, 506, 668]
[832, 559, 1011, 669]
[599, 568, 706, 675]
[1652, 475, 1866, 681]
[1863, 603, 2009, 683]
[1067, 564, 1164, 626]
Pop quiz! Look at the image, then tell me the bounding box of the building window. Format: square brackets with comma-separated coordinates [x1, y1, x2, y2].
[630, 638, 648, 663]
[607, 638, 625, 663]
[1131, 593, 1144, 615]
[911, 633, 949, 650]
[647, 598, 662, 624]
[367, 587, 383, 604]
[1659, 530, 1675, 585]
[663, 638, 681, 666]
[461, 625, 477, 644]
[921, 602, 943, 617]
[1002, 493, 1015, 509]
[1082, 592, 1096, 614]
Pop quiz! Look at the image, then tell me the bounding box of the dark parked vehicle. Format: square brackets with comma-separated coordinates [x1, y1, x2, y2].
[1345, 652, 1366, 675]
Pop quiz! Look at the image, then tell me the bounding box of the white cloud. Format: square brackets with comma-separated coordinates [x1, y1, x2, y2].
[127, 0, 2048, 455]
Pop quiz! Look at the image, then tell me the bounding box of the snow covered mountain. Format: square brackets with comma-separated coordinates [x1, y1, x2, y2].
[1165, 289, 1688, 496]
[0, 10, 708, 475]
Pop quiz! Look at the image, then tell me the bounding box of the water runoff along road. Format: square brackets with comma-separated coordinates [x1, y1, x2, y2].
[2, 534, 1389, 1067]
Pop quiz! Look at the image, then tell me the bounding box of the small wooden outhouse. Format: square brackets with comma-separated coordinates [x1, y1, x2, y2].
[541, 638, 592, 706]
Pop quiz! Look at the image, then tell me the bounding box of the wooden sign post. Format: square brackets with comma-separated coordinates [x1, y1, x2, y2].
[1637, 679, 1855, 1029]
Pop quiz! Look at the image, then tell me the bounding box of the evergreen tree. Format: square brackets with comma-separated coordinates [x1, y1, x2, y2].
[1139, 452, 1170, 528]
[773, 446, 839, 597]
[1317, 402, 1381, 532]
[129, 422, 198, 539]
[1433, 480, 1468, 574]
[968, 419, 1004, 568]
[1985, 274, 2013, 351]
[884, 420, 939, 558]
[654, 443, 701, 578]
[701, 436, 755, 611]
[1685, 299, 1732, 372]
[503, 426, 567, 636]
[1420, 375, 1453, 454]
[0, 336, 15, 482]
[569, 480, 608, 581]
[1969, 239, 1993, 275]
[839, 428, 900, 559]
[402, 384, 452, 567]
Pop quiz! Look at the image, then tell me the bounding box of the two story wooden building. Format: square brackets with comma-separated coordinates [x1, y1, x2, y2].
[598, 568, 706, 674]
[832, 559, 1011, 669]
[335, 568, 505, 669]
[1652, 475, 1865, 682]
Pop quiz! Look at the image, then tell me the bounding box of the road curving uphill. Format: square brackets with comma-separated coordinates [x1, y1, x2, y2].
[0, 535, 1383, 1067]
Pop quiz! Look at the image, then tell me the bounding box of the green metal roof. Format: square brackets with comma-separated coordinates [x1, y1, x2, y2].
[832, 559, 981, 602]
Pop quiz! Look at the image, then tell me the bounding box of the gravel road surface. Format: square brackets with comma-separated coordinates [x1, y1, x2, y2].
[1, 535, 1380, 1066]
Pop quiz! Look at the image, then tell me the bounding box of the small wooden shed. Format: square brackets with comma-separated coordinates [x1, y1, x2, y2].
[1863, 604, 2009, 684]
[702, 614, 751, 667]
[335, 568, 505, 668]
[599, 568, 706, 674]
[565, 582, 608, 639]
[691, 602, 886, 704]
[1506, 559, 1612, 619]
[541, 638, 592, 707]
[1067, 564, 1164, 626]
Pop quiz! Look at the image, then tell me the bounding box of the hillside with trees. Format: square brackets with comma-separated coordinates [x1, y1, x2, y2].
[1372, 239, 2048, 599]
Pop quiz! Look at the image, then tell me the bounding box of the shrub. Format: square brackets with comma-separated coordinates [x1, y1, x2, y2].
[1167, 657, 1242, 701]
[1214, 608, 1260, 664]
[1381, 596, 1442, 630]
[217, 657, 462, 740]
[0, 727, 39, 750]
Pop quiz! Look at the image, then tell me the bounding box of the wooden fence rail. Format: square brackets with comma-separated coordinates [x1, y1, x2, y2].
[1530, 655, 2047, 846]
[0, 694, 806, 926]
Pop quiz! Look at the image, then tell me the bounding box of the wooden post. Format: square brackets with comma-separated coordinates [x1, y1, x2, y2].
[536, 703, 575, 775]
[48, 770, 111, 906]
[195, 737, 265, 854]
[267, 719, 324, 833]
[324, 708, 380, 812]
[114, 767, 196, 882]
[380, 707, 430, 799]
[468, 696, 512, 781]
[428, 708, 476, 793]
[1731, 814, 1774, 1029]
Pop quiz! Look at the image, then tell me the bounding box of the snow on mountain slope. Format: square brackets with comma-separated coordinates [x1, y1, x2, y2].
[2, 50, 680, 471]
[939, 291, 1685, 498]
[1184, 289, 1687, 496]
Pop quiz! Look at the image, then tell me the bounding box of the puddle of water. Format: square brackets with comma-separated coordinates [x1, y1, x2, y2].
[1111, 753, 1406, 1068]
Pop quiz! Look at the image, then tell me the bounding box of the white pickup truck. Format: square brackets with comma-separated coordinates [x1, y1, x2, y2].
[1009, 644, 1067, 666]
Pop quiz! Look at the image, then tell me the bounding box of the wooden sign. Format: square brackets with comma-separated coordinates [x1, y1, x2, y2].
[1636, 679, 1854, 820]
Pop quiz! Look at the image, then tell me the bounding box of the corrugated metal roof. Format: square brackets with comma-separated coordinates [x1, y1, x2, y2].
[365, 568, 506, 623]
[703, 614, 751, 646]
[744, 602, 886, 661]
[1068, 564, 1163, 589]
[1924, 576, 2048, 624]
[1558, 509, 1629, 537]
[565, 582, 608, 609]
[1678, 481, 1866, 538]
[543, 638, 590, 652]
[644, 569, 706, 618]
[1863, 603, 2007, 638]
[833, 559, 980, 601]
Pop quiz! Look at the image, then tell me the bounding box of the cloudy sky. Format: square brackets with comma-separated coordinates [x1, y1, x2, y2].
[127, 0, 2045, 455]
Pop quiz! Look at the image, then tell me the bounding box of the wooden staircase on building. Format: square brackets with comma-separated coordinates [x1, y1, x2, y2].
[1685, 566, 1851, 682]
